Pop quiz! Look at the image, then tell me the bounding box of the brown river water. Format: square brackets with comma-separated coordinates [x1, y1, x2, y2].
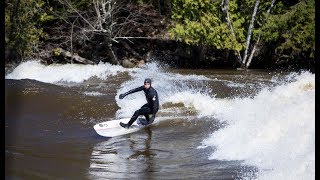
[5, 60, 315, 179]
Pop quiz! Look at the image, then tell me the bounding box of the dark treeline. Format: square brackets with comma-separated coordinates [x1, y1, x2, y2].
[5, 0, 315, 71]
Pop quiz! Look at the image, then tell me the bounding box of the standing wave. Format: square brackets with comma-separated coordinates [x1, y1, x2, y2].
[5, 60, 128, 83]
[198, 71, 315, 180]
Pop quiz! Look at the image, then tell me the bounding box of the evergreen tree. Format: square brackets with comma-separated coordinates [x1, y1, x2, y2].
[169, 0, 314, 68]
[5, 0, 54, 62]
[262, 0, 315, 61]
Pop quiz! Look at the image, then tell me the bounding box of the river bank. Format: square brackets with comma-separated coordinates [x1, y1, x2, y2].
[5, 38, 315, 76]
[5, 0, 314, 73]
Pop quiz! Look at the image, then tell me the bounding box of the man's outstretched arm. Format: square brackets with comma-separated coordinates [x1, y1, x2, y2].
[119, 86, 144, 99]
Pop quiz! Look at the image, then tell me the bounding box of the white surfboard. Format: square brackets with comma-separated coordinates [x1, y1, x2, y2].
[93, 117, 149, 138]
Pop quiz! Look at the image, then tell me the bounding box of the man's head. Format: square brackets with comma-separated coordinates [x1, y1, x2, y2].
[144, 78, 152, 89]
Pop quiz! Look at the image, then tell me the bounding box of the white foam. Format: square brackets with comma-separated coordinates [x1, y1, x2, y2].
[198, 71, 315, 180]
[5, 60, 128, 83]
[115, 62, 212, 118]
[164, 91, 231, 117]
[83, 91, 105, 96]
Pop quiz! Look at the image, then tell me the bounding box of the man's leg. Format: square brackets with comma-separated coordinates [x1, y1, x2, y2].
[143, 114, 155, 125]
[148, 114, 155, 124]
[143, 105, 157, 125]
[139, 114, 152, 126]
[120, 104, 151, 128]
[120, 109, 141, 128]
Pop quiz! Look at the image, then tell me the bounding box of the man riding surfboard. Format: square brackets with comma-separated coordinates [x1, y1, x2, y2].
[119, 78, 159, 128]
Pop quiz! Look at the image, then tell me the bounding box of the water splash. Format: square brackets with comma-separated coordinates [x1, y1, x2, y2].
[115, 62, 212, 118]
[198, 71, 315, 180]
[5, 60, 128, 83]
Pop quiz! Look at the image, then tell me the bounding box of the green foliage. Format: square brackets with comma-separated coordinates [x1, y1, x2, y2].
[169, 0, 314, 65]
[136, 0, 145, 5]
[71, 0, 92, 10]
[5, 0, 54, 60]
[169, 0, 276, 51]
[227, 1, 246, 48]
[170, 0, 244, 50]
[262, 0, 315, 58]
[54, 48, 61, 56]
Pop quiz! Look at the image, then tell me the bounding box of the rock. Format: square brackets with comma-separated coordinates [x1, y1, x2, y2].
[122, 59, 136, 68]
[51, 48, 95, 65]
[137, 60, 146, 67]
[144, 51, 153, 62]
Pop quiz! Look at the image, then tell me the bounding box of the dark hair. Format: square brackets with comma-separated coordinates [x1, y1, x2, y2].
[144, 78, 152, 85]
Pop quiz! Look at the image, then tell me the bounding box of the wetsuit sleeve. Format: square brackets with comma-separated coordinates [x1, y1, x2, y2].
[124, 86, 144, 96]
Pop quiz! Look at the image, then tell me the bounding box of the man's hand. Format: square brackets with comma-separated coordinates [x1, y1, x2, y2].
[119, 94, 126, 99]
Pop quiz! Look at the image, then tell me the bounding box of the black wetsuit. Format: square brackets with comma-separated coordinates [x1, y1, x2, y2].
[123, 86, 159, 126]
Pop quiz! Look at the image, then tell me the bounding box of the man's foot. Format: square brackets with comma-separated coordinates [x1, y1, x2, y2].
[120, 122, 129, 129]
[138, 118, 149, 126]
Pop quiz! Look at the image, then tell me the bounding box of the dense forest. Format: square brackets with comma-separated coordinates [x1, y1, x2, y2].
[5, 0, 315, 71]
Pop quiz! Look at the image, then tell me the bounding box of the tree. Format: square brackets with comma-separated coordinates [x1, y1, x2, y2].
[241, 0, 260, 68]
[221, 0, 243, 63]
[169, 0, 314, 69]
[169, 0, 245, 65]
[245, 0, 276, 68]
[261, 0, 315, 65]
[169, 0, 275, 68]
[220, 0, 280, 69]
[49, 0, 163, 64]
[5, 0, 54, 62]
[170, 0, 243, 50]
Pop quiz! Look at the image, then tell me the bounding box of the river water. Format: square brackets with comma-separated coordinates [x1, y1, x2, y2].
[5, 60, 314, 179]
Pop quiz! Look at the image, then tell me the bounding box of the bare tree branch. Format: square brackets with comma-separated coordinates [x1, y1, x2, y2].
[58, 0, 96, 30]
[46, 0, 164, 64]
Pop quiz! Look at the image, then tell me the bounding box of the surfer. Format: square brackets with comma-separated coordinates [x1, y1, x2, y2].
[119, 78, 159, 128]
